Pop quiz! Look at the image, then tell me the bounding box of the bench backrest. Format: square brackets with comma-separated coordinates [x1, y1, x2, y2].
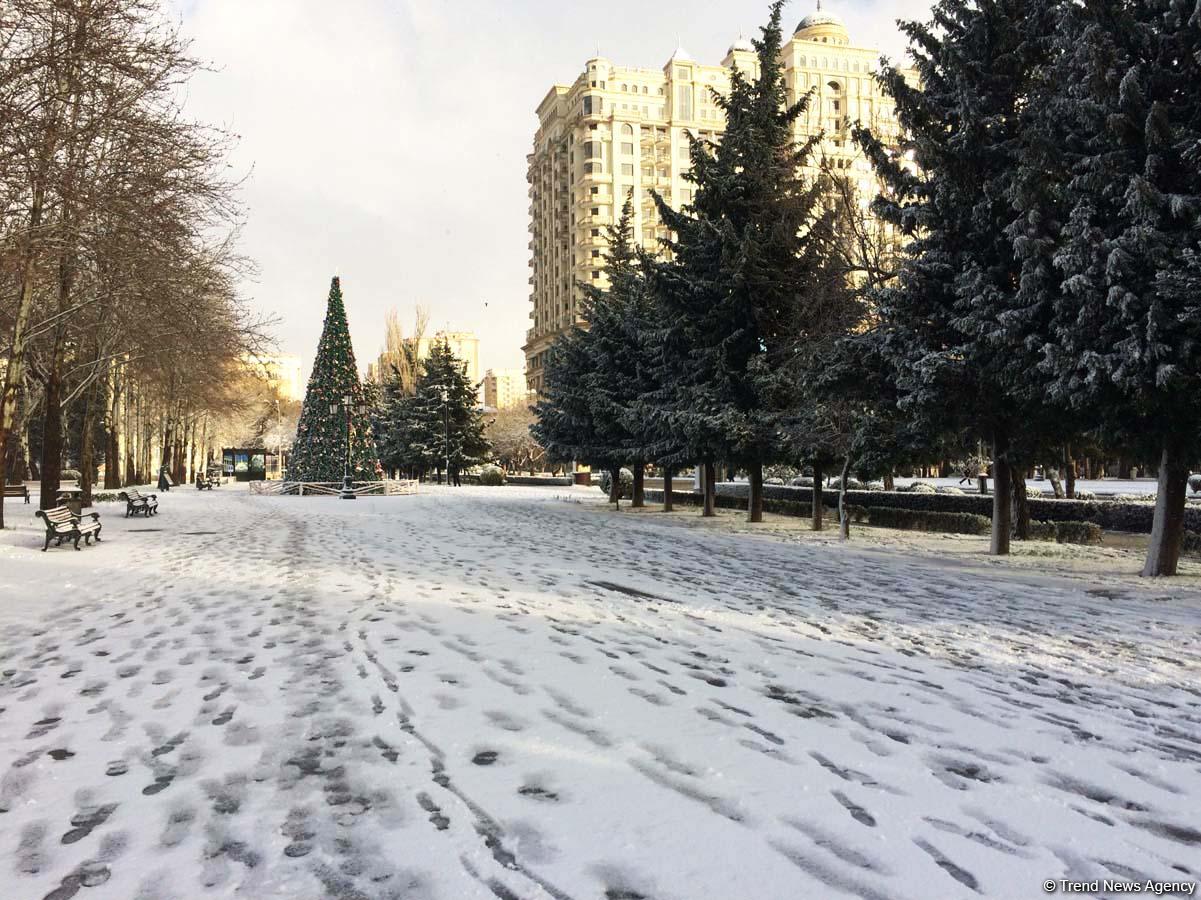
[3, 485, 25, 495]
[123, 489, 144, 500]
[38, 506, 77, 526]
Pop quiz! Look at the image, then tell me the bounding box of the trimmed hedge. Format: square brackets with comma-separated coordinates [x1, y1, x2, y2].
[847, 504, 992, 535]
[508, 475, 573, 486]
[645, 489, 1110, 542]
[1027, 520, 1103, 545]
[710, 482, 1192, 534]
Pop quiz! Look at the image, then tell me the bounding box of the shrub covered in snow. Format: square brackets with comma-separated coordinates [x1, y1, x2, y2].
[479, 465, 506, 486]
[847, 505, 991, 535]
[864, 481, 885, 491]
[936, 486, 965, 495]
[902, 482, 938, 494]
[790, 477, 814, 487]
[764, 465, 800, 483]
[1111, 493, 1156, 503]
[1189, 475, 1201, 494]
[1073, 490, 1096, 501]
[598, 468, 634, 499]
[1028, 520, 1103, 545]
[829, 477, 863, 491]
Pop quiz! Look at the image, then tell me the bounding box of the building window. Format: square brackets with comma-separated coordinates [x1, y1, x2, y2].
[621, 163, 634, 176]
[621, 123, 634, 136]
[592, 270, 601, 279]
[621, 142, 634, 154]
[676, 84, 693, 119]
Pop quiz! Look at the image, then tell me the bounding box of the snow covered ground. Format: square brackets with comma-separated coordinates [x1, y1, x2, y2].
[1, 485, 1199, 900]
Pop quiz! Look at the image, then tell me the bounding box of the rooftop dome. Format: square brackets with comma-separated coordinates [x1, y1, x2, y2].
[728, 34, 754, 54]
[670, 45, 693, 62]
[795, 2, 850, 43]
[796, 9, 845, 30]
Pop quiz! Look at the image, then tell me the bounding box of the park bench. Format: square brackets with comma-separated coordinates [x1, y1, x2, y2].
[3, 484, 30, 504]
[36, 505, 102, 552]
[118, 489, 158, 518]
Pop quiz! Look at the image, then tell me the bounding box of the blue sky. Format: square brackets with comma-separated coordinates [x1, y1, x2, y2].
[170, 0, 927, 379]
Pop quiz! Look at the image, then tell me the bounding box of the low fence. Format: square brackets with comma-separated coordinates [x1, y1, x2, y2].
[248, 479, 418, 497]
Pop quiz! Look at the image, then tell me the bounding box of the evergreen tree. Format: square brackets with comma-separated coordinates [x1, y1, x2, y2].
[854, 0, 1055, 554]
[289, 276, 381, 483]
[646, 0, 831, 522]
[413, 340, 490, 485]
[532, 324, 628, 501]
[580, 198, 660, 506]
[1027, 0, 1201, 575]
[532, 199, 667, 507]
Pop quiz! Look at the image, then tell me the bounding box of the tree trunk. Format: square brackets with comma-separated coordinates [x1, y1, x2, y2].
[39, 356, 65, 511]
[103, 361, 123, 488]
[838, 455, 852, 541]
[79, 380, 100, 506]
[1011, 471, 1030, 541]
[632, 464, 645, 508]
[1049, 468, 1064, 499]
[0, 187, 44, 529]
[702, 460, 716, 517]
[883, 472, 895, 492]
[811, 461, 824, 531]
[748, 459, 764, 523]
[1064, 445, 1077, 500]
[609, 466, 621, 508]
[663, 467, 673, 511]
[1142, 436, 1189, 577]
[990, 432, 1011, 556]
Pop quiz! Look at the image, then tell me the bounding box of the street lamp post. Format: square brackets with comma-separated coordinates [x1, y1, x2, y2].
[330, 393, 359, 500]
[440, 386, 450, 486]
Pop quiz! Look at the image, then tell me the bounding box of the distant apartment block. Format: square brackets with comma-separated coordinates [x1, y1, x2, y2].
[482, 368, 529, 410]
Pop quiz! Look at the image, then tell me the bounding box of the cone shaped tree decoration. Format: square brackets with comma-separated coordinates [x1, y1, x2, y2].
[289, 276, 381, 482]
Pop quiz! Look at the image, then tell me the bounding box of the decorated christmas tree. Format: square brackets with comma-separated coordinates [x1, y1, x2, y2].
[288, 276, 381, 483]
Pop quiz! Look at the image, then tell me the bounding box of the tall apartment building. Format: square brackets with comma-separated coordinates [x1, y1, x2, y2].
[523, 5, 905, 393]
[482, 368, 530, 410]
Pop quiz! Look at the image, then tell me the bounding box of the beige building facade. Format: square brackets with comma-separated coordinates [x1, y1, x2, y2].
[523, 7, 905, 393]
[482, 368, 529, 410]
[246, 353, 304, 401]
[368, 330, 484, 401]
